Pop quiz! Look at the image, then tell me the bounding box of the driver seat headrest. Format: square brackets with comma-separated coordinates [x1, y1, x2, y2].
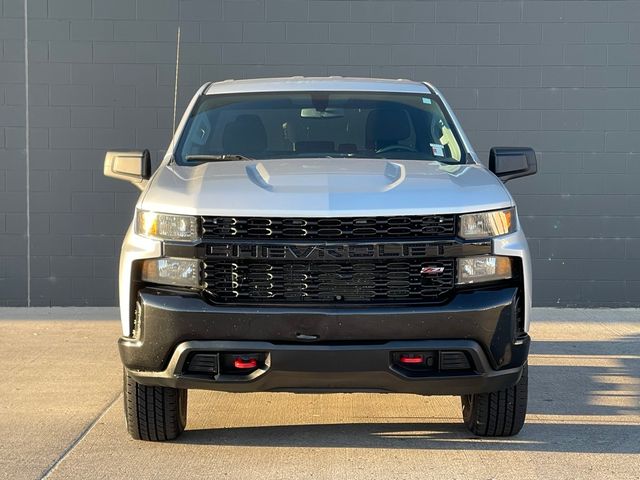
[222, 114, 267, 154]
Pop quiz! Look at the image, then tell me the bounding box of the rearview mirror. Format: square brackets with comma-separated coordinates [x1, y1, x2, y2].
[300, 107, 344, 119]
[104, 150, 151, 190]
[489, 147, 537, 182]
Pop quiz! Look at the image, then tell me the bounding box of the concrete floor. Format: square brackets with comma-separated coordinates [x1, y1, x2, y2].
[0, 308, 638, 480]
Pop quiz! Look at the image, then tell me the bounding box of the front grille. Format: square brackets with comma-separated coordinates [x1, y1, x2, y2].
[203, 259, 455, 305]
[201, 215, 459, 306]
[202, 215, 456, 240]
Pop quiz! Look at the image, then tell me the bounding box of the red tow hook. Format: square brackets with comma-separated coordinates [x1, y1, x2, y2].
[399, 354, 424, 364]
[234, 357, 258, 369]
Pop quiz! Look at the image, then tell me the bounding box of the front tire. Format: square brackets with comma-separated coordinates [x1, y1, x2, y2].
[123, 370, 188, 441]
[461, 363, 528, 437]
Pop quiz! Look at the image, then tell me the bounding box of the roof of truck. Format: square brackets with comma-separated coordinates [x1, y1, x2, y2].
[204, 77, 432, 95]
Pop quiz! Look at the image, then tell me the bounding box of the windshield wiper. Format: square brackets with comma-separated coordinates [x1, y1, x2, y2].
[185, 154, 253, 162]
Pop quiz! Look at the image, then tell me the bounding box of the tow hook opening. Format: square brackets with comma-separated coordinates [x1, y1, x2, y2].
[391, 350, 473, 376]
[184, 352, 267, 377]
[220, 352, 267, 375]
[232, 355, 258, 370]
[392, 351, 437, 375]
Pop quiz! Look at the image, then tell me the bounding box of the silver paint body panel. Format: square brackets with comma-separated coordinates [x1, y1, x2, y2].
[118, 77, 532, 335]
[205, 76, 432, 95]
[141, 159, 513, 217]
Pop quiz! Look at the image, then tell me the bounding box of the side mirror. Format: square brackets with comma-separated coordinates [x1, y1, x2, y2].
[103, 150, 151, 190]
[489, 147, 537, 182]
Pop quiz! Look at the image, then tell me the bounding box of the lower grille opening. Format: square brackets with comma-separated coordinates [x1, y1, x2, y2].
[439, 351, 472, 370]
[185, 353, 219, 375]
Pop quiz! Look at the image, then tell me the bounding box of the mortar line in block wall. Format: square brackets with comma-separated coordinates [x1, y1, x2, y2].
[23, 0, 31, 307]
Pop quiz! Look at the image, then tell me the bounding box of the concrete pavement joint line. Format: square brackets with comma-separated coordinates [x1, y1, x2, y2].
[535, 353, 640, 357]
[39, 392, 122, 480]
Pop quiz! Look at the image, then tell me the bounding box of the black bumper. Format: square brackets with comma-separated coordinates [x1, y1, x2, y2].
[120, 286, 529, 395]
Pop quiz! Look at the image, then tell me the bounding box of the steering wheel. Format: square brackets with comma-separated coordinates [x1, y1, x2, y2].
[375, 144, 417, 154]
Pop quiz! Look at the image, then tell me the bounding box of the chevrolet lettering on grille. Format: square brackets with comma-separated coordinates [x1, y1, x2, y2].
[205, 242, 443, 260]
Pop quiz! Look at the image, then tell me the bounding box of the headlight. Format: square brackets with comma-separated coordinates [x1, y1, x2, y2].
[459, 208, 515, 239]
[141, 257, 202, 288]
[135, 210, 199, 242]
[457, 256, 512, 284]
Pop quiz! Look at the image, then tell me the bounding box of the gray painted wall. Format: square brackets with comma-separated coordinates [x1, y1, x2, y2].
[1, 0, 639, 307]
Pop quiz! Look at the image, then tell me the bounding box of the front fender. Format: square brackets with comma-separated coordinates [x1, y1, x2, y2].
[118, 224, 161, 336]
[492, 227, 532, 331]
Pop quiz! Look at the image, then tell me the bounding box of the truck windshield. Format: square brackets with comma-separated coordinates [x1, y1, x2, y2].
[175, 91, 466, 164]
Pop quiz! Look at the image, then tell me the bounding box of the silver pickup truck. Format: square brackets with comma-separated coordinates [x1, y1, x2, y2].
[105, 77, 537, 441]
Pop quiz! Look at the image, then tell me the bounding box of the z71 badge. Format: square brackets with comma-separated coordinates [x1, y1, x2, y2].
[420, 266, 445, 274]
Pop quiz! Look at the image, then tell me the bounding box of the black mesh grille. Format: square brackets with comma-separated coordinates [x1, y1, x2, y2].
[203, 259, 455, 305]
[202, 215, 456, 240]
[201, 215, 458, 306]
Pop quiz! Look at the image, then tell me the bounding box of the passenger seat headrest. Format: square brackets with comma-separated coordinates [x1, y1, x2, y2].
[365, 109, 411, 150]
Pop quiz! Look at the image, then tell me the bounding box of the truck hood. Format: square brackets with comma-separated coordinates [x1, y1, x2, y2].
[140, 158, 513, 217]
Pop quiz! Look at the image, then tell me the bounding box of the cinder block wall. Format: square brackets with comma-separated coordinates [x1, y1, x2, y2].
[1, 0, 639, 306]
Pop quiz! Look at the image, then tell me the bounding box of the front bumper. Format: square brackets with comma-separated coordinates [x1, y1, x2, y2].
[129, 338, 528, 394]
[120, 286, 529, 395]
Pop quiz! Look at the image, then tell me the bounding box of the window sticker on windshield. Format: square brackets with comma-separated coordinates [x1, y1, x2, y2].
[422, 97, 432, 104]
[430, 143, 445, 157]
